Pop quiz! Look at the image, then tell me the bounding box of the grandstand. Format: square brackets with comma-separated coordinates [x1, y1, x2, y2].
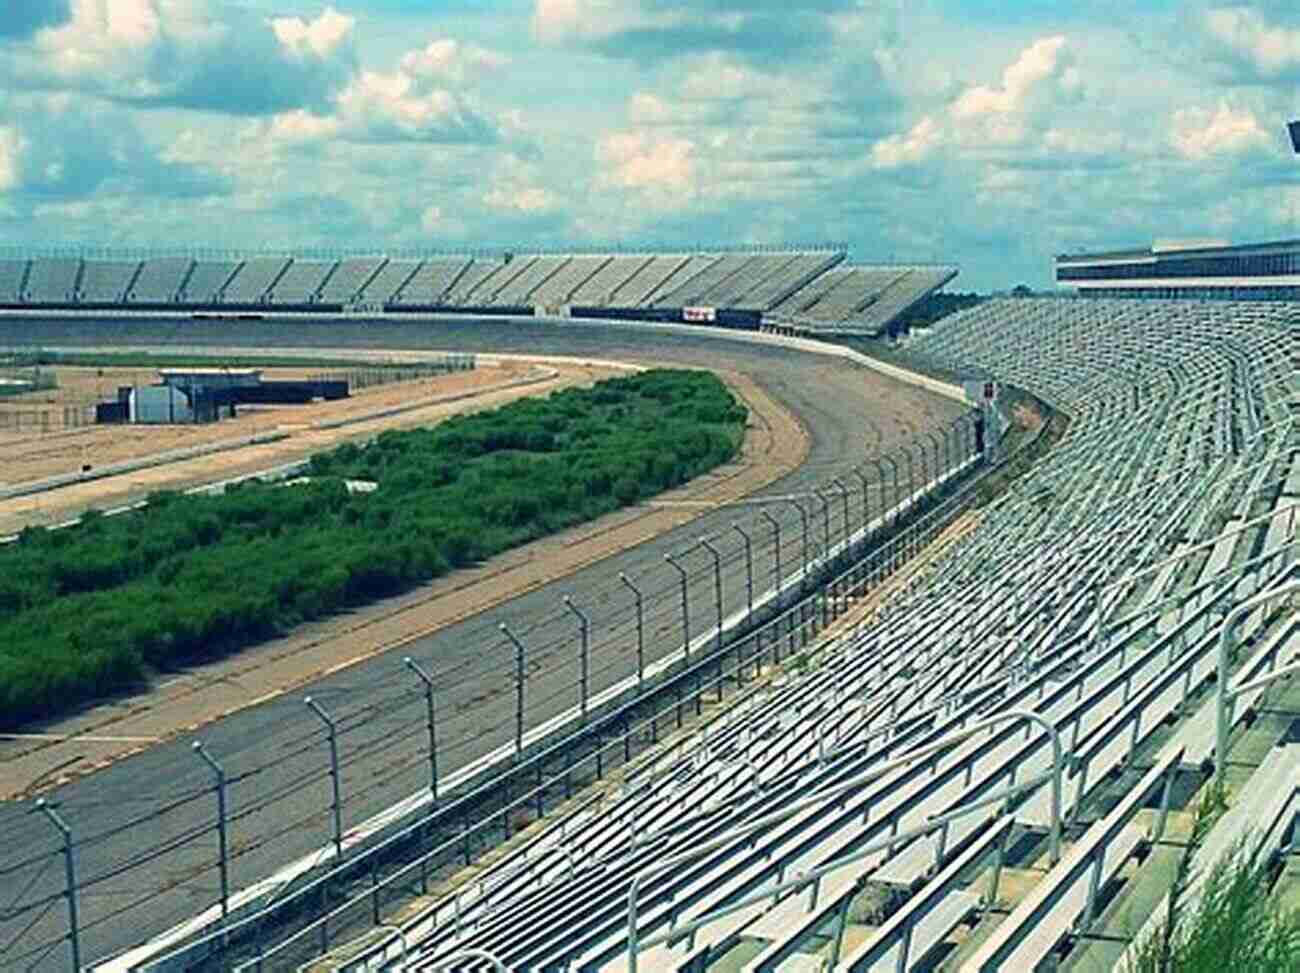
[0, 259, 29, 303]
[347, 296, 1295, 972]
[25, 258, 81, 303]
[613, 254, 694, 307]
[0, 246, 961, 337]
[393, 257, 470, 305]
[360, 258, 422, 303]
[1057, 237, 1300, 300]
[180, 259, 240, 303]
[442, 257, 507, 305]
[77, 260, 140, 304]
[222, 256, 290, 304]
[128, 257, 193, 304]
[316, 257, 385, 304]
[487, 254, 569, 306]
[567, 255, 653, 306]
[528, 254, 609, 308]
[266, 258, 334, 305]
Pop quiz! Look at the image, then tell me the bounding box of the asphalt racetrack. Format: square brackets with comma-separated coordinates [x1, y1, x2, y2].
[0, 316, 966, 970]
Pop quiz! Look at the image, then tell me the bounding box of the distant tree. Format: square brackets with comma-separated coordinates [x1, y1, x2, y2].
[1011, 284, 1034, 297]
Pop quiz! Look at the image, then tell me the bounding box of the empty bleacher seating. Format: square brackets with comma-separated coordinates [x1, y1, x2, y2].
[25, 258, 81, 303]
[181, 260, 241, 303]
[0, 259, 29, 303]
[78, 260, 141, 304]
[129, 258, 193, 304]
[222, 256, 291, 304]
[266, 258, 336, 305]
[316, 257, 386, 304]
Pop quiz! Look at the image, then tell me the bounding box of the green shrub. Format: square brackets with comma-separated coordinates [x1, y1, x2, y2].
[0, 369, 746, 728]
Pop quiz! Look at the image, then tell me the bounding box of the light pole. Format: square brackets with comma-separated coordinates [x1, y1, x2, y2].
[404, 656, 440, 801]
[619, 572, 645, 690]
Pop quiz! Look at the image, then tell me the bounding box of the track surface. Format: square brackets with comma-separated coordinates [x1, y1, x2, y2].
[0, 318, 963, 970]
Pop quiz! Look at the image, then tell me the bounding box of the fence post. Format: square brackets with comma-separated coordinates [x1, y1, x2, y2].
[619, 572, 645, 691]
[304, 696, 344, 860]
[731, 522, 754, 625]
[501, 624, 528, 757]
[563, 596, 591, 721]
[664, 553, 690, 663]
[851, 467, 871, 533]
[31, 799, 80, 973]
[404, 657, 439, 802]
[698, 537, 724, 655]
[760, 510, 782, 601]
[192, 741, 230, 935]
[783, 499, 811, 591]
[814, 487, 832, 555]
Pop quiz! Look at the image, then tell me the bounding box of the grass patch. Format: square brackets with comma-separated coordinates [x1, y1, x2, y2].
[0, 369, 746, 728]
[1125, 838, 1300, 972]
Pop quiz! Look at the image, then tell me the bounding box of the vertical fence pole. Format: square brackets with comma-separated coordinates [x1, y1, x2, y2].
[760, 510, 782, 599]
[852, 467, 871, 532]
[832, 477, 851, 549]
[619, 572, 645, 691]
[404, 657, 439, 802]
[664, 553, 690, 662]
[814, 487, 832, 555]
[783, 499, 811, 591]
[192, 742, 230, 935]
[563, 596, 592, 722]
[501, 624, 528, 757]
[698, 537, 724, 655]
[731, 522, 754, 625]
[304, 696, 344, 860]
[32, 799, 80, 973]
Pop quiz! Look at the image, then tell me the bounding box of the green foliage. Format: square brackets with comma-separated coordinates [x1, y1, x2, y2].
[0, 369, 746, 728]
[1126, 838, 1300, 972]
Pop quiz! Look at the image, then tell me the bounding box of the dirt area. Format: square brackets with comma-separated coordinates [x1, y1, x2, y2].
[0, 368, 810, 798]
[0, 362, 533, 487]
[0, 360, 600, 535]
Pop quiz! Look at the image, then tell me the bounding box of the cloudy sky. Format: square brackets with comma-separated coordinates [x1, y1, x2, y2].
[0, 0, 1297, 288]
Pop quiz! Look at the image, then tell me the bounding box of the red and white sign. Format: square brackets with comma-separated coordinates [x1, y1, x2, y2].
[683, 306, 716, 323]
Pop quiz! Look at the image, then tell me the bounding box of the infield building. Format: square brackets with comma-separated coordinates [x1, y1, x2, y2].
[1056, 237, 1300, 301]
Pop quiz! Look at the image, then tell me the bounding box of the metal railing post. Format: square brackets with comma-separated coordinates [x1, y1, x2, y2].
[32, 798, 80, 973]
[1216, 580, 1300, 784]
[563, 595, 592, 721]
[619, 572, 645, 690]
[192, 741, 230, 933]
[664, 553, 691, 661]
[699, 537, 724, 654]
[500, 624, 528, 756]
[304, 696, 344, 860]
[403, 657, 439, 801]
[732, 522, 754, 624]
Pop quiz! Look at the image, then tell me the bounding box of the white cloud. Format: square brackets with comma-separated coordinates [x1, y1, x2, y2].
[596, 131, 695, 191]
[271, 7, 354, 61]
[951, 35, 1080, 122]
[483, 184, 557, 213]
[871, 116, 942, 168]
[17, 0, 356, 115]
[1171, 100, 1272, 160]
[1203, 6, 1300, 80]
[0, 126, 25, 191]
[399, 39, 509, 85]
